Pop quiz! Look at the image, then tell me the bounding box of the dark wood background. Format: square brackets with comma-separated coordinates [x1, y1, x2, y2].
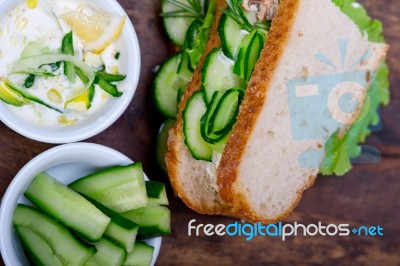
[1, 0, 399, 265]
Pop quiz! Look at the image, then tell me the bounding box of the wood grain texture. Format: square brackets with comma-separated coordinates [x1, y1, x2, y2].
[1, 0, 399, 265]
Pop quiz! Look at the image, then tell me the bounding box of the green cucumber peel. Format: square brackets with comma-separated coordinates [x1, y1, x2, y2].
[1, 77, 62, 113]
[11, 53, 95, 99]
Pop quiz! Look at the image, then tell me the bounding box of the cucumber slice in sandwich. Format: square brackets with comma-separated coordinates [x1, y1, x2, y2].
[161, 0, 207, 47]
[156, 119, 176, 173]
[202, 48, 244, 104]
[166, 0, 389, 222]
[156, 0, 216, 118]
[218, 12, 248, 60]
[154, 53, 191, 119]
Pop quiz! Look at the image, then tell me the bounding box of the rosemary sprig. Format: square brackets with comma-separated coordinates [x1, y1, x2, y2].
[221, 0, 271, 32]
[161, 0, 205, 20]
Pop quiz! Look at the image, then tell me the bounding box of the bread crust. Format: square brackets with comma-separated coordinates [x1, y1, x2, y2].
[165, 0, 227, 214]
[217, 0, 303, 222]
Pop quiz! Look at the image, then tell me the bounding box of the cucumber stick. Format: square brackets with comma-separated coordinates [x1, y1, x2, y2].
[13, 205, 95, 266]
[69, 163, 148, 213]
[85, 238, 126, 266]
[123, 241, 154, 266]
[122, 204, 171, 237]
[25, 173, 111, 242]
[146, 181, 169, 205]
[15, 226, 64, 266]
[84, 196, 139, 253]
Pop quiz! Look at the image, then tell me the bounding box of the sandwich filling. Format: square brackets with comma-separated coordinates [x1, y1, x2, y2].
[182, 0, 276, 162]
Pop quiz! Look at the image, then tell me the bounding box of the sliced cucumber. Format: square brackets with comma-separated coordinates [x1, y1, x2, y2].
[218, 12, 248, 60]
[202, 49, 244, 103]
[200, 91, 224, 143]
[121, 205, 171, 237]
[62, 31, 76, 83]
[1, 77, 62, 113]
[177, 51, 193, 81]
[13, 204, 95, 265]
[161, 0, 205, 46]
[25, 173, 111, 242]
[69, 163, 148, 213]
[97, 71, 126, 83]
[233, 29, 266, 82]
[154, 53, 191, 119]
[183, 91, 213, 161]
[156, 119, 175, 173]
[123, 241, 154, 266]
[146, 181, 169, 205]
[15, 226, 64, 266]
[211, 88, 244, 134]
[84, 196, 139, 253]
[85, 238, 127, 266]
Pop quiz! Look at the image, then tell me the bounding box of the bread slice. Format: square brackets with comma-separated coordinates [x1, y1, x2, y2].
[166, 0, 388, 221]
[166, 0, 228, 215]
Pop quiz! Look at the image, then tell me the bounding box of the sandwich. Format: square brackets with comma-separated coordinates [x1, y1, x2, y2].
[156, 0, 389, 222]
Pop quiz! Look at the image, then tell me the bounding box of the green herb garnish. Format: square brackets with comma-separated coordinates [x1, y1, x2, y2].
[114, 52, 121, 60]
[222, 0, 271, 32]
[24, 74, 35, 88]
[161, 0, 206, 21]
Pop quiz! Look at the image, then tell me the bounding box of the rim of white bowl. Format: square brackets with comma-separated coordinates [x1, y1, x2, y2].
[0, 0, 141, 144]
[0, 143, 162, 266]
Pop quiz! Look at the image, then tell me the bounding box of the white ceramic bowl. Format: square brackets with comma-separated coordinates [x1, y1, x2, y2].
[0, 143, 162, 266]
[0, 0, 141, 143]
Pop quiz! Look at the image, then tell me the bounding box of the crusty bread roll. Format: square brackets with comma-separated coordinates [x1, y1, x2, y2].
[166, 0, 388, 222]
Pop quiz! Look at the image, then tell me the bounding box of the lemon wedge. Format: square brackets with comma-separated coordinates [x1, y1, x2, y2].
[61, 10, 126, 54]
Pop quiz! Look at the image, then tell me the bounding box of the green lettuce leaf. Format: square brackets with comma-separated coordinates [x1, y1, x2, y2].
[319, 0, 390, 175]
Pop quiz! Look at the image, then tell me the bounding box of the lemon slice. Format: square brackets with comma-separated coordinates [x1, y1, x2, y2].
[61, 10, 126, 54]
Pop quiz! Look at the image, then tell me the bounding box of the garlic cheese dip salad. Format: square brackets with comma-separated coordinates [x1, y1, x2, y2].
[0, 0, 128, 126]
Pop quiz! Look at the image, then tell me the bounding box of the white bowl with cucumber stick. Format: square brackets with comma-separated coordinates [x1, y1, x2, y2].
[0, 0, 140, 143]
[0, 143, 167, 266]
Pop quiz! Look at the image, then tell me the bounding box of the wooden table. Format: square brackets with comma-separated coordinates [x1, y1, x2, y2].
[1, 0, 399, 265]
